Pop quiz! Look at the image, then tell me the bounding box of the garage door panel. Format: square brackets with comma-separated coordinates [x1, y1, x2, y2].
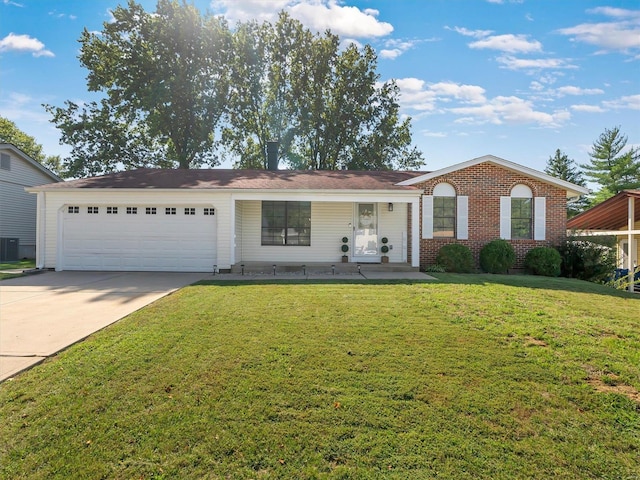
[62, 205, 217, 272]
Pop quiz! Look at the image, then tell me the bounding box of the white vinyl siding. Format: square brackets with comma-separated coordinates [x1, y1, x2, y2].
[238, 201, 408, 263]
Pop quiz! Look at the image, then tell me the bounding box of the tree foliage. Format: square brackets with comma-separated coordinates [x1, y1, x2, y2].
[544, 149, 588, 217]
[46, 4, 423, 176]
[0, 115, 63, 176]
[581, 126, 640, 203]
[46, 0, 232, 176]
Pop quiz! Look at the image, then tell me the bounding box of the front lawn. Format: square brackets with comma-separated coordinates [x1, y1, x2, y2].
[1, 274, 638, 478]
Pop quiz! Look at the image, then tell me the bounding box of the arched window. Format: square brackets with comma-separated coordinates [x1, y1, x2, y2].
[421, 183, 468, 240]
[433, 183, 456, 238]
[510, 184, 533, 239]
[500, 184, 546, 241]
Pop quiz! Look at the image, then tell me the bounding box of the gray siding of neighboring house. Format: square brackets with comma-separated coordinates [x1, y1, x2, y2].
[0, 148, 59, 258]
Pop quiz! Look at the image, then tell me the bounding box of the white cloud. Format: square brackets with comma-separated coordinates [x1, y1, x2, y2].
[395, 78, 567, 127]
[446, 26, 493, 39]
[211, 0, 393, 38]
[3, 0, 23, 6]
[429, 82, 487, 104]
[557, 7, 640, 55]
[571, 104, 605, 113]
[603, 94, 640, 110]
[379, 38, 418, 60]
[469, 34, 542, 53]
[380, 48, 402, 59]
[290, 2, 393, 38]
[421, 130, 447, 138]
[0, 33, 54, 57]
[497, 55, 577, 71]
[450, 96, 570, 126]
[555, 86, 604, 96]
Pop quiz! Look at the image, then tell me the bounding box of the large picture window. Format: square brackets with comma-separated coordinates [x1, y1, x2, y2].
[261, 201, 311, 246]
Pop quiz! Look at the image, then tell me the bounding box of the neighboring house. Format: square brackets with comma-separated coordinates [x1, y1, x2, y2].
[0, 143, 62, 261]
[567, 190, 639, 292]
[26, 154, 587, 273]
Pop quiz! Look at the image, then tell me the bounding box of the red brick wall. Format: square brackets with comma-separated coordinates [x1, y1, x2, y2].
[416, 162, 568, 270]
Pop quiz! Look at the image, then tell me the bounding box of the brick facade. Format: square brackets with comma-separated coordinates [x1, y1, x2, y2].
[415, 162, 568, 270]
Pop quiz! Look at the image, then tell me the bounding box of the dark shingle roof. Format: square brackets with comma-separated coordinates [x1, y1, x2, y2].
[33, 168, 425, 191]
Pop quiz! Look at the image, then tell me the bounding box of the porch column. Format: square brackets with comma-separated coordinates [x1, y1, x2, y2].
[628, 196, 635, 293]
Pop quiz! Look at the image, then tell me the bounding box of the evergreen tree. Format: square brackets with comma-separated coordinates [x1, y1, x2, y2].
[544, 149, 588, 217]
[581, 126, 640, 203]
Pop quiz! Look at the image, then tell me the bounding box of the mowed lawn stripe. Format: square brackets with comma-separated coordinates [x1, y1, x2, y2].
[1, 275, 638, 479]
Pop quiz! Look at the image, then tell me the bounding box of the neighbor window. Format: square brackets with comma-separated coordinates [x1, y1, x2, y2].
[184, 207, 195, 215]
[261, 201, 311, 246]
[107, 206, 118, 214]
[511, 184, 533, 240]
[433, 183, 456, 238]
[146, 207, 157, 215]
[0, 153, 10, 170]
[126, 207, 137, 214]
[68, 206, 79, 214]
[204, 208, 215, 216]
[87, 206, 99, 214]
[165, 207, 176, 215]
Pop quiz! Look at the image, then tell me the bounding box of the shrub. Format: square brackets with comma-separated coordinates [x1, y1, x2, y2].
[557, 236, 616, 283]
[479, 239, 515, 274]
[435, 244, 474, 273]
[524, 247, 561, 277]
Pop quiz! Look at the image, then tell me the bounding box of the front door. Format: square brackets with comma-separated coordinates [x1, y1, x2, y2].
[353, 203, 380, 262]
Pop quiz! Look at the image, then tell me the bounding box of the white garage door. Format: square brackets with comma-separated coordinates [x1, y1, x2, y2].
[61, 204, 217, 272]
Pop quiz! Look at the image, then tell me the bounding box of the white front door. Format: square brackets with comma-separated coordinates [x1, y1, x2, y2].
[353, 203, 380, 262]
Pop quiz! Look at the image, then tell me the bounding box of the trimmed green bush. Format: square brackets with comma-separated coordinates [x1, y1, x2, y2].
[435, 243, 474, 273]
[524, 247, 561, 277]
[479, 239, 515, 274]
[557, 236, 616, 283]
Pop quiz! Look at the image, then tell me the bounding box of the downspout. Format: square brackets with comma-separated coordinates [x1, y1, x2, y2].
[628, 195, 635, 293]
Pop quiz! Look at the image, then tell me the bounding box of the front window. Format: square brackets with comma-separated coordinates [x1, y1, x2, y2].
[511, 198, 532, 239]
[261, 201, 311, 246]
[433, 197, 456, 238]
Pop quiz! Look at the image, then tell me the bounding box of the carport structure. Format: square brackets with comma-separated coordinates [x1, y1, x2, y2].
[567, 190, 639, 292]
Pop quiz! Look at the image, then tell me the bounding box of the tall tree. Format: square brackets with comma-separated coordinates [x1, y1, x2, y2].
[0, 115, 63, 176]
[46, 0, 232, 176]
[223, 13, 314, 169]
[581, 126, 640, 203]
[545, 149, 588, 217]
[226, 14, 424, 171]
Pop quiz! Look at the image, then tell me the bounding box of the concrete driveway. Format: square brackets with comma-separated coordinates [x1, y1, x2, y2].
[0, 271, 211, 382]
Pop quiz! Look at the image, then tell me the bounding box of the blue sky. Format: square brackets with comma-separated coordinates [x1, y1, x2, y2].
[1, 0, 638, 174]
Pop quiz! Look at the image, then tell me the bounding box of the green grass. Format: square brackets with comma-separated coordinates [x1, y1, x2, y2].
[1, 274, 638, 479]
[0, 259, 35, 280]
[0, 258, 35, 270]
